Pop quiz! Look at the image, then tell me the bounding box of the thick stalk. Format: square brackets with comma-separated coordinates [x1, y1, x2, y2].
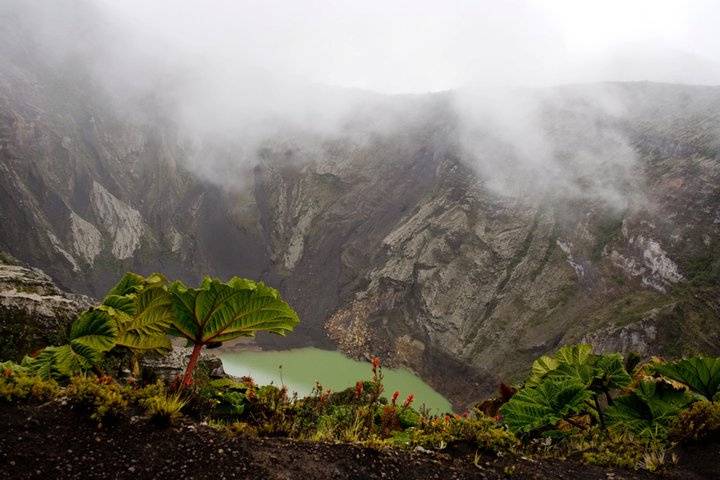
[594, 395, 605, 429]
[181, 343, 204, 388]
[131, 354, 141, 378]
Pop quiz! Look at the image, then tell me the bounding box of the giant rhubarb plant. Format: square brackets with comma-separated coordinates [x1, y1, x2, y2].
[28, 272, 172, 378]
[167, 277, 299, 387]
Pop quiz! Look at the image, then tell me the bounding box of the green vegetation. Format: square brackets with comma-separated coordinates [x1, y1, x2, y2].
[503, 344, 631, 433]
[651, 356, 720, 401]
[2, 341, 719, 472]
[1, 272, 719, 474]
[19, 272, 299, 387]
[166, 277, 299, 387]
[25, 273, 174, 378]
[606, 379, 694, 438]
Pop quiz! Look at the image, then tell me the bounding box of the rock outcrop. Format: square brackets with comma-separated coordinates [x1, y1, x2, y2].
[0, 252, 93, 361]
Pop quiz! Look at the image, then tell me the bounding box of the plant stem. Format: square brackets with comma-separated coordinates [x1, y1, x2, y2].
[594, 395, 605, 429]
[181, 343, 204, 388]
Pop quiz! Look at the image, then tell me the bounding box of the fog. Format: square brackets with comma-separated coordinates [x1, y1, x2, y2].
[2, 0, 719, 204]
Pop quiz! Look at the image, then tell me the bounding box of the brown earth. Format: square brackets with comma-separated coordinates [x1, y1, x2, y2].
[1, 402, 717, 480]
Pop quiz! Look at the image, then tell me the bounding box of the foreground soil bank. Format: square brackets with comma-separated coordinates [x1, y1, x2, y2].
[0, 403, 717, 480]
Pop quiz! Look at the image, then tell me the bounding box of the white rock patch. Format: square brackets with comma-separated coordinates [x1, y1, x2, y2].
[638, 236, 683, 284]
[169, 226, 184, 253]
[46, 230, 79, 272]
[70, 212, 102, 265]
[556, 239, 585, 278]
[284, 205, 316, 270]
[91, 181, 144, 259]
[611, 236, 683, 292]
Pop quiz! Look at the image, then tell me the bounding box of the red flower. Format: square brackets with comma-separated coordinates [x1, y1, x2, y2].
[391, 390, 400, 405]
[403, 394, 414, 409]
[354, 381, 364, 398]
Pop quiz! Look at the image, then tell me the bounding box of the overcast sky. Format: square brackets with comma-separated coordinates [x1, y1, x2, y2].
[99, 0, 720, 93]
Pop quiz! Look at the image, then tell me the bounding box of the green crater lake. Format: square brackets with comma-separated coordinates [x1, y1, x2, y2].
[221, 347, 452, 414]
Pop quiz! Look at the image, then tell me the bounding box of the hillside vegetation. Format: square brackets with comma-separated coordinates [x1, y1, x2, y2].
[1, 272, 719, 477]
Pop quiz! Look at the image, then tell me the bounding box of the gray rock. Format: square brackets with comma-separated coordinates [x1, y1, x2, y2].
[141, 346, 226, 383]
[0, 255, 93, 360]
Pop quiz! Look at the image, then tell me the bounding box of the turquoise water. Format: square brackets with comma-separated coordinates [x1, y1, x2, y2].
[220, 347, 452, 414]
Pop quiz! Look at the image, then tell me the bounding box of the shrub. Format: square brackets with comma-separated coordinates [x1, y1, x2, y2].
[141, 392, 186, 426]
[397, 405, 421, 429]
[197, 378, 249, 421]
[65, 375, 129, 424]
[410, 415, 517, 452]
[571, 429, 668, 471]
[0, 371, 59, 402]
[128, 380, 166, 403]
[243, 384, 294, 436]
[669, 400, 720, 443]
[500, 378, 591, 435]
[315, 405, 368, 441]
[606, 379, 695, 439]
[503, 344, 632, 434]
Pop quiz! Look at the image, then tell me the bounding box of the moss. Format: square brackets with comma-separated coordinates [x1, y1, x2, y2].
[0, 371, 59, 402]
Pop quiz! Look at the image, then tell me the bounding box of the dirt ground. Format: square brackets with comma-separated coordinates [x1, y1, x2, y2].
[0, 402, 717, 479]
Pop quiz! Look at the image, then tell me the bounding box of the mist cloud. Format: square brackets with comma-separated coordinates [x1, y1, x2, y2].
[2, 0, 718, 202]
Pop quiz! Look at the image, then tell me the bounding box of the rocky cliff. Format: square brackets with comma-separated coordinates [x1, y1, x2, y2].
[0, 252, 93, 361]
[1, 10, 719, 406]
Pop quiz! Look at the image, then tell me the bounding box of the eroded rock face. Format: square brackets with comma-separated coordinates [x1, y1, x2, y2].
[0, 253, 93, 360]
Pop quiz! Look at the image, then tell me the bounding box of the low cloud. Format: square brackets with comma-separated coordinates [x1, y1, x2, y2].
[2, 0, 717, 203]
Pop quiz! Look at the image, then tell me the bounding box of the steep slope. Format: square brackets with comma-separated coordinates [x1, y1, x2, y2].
[0, 10, 270, 297]
[326, 84, 720, 404]
[0, 10, 718, 407]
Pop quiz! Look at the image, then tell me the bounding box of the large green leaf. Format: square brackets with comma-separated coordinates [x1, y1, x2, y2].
[606, 379, 695, 438]
[106, 272, 166, 297]
[555, 344, 593, 366]
[652, 357, 720, 401]
[525, 344, 630, 393]
[69, 309, 118, 355]
[593, 353, 632, 391]
[101, 273, 173, 353]
[30, 309, 118, 378]
[167, 276, 299, 344]
[27, 347, 62, 379]
[24, 272, 172, 378]
[500, 378, 592, 434]
[527, 355, 559, 386]
[547, 362, 597, 388]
